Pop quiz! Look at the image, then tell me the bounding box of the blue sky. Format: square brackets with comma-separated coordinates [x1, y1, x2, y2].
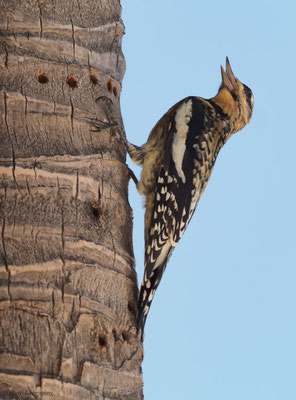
[121, 1, 296, 399]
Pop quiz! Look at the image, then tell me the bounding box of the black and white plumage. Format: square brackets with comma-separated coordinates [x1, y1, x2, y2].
[126, 58, 254, 340]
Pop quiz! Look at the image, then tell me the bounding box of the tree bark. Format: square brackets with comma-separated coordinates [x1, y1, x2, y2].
[0, 0, 143, 399]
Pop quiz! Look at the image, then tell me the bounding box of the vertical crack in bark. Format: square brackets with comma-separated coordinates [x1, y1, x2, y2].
[1, 215, 12, 301]
[52, 289, 55, 317]
[56, 176, 60, 196]
[110, 22, 120, 75]
[101, 367, 106, 400]
[61, 208, 65, 261]
[60, 203, 66, 302]
[76, 0, 81, 14]
[70, 18, 76, 59]
[3, 92, 17, 186]
[100, 177, 104, 197]
[24, 94, 28, 116]
[111, 234, 116, 271]
[4, 44, 8, 68]
[37, 0, 43, 38]
[69, 99, 75, 148]
[26, 177, 32, 198]
[12, 127, 19, 147]
[110, 23, 118, 54]
[75, 170, 79, 219]
[18, 314, 24, 340]
[33, 158, 38, 180]
[24, 121, 32, 143]
[56, 330, 65, 378]
[76, 359, 84, 384]
[75, 170, 79, 200]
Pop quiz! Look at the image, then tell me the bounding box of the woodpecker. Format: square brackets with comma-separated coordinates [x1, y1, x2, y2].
[126, 58, 254, 341]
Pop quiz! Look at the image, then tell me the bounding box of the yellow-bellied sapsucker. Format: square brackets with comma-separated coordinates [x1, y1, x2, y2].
[126, 58, 254, 341]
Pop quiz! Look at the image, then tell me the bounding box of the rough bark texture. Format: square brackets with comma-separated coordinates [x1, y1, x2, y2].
[0, 1, 143, 399]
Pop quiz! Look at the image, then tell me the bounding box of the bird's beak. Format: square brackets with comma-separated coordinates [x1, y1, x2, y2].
[220, 57, 238, 92]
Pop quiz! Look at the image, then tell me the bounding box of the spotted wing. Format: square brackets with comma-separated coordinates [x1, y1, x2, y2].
[138, 98, 205, 337]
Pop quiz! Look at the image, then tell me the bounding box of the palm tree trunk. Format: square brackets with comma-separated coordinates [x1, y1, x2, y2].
[0, 0, 143, 398]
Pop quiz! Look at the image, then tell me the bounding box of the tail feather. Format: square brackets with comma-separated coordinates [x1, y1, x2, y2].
[137, 286, 150, 342]
[137, 272, 161, 341]
[126, 141, 145, 165]
[137, 257, 170, 341]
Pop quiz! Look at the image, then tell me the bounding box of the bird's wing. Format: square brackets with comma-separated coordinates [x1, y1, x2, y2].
[138, 98, 204, 336]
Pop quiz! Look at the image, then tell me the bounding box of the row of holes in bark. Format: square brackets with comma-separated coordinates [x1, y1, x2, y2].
[99, 329, 133, 348]
[37, 72, 118, 96]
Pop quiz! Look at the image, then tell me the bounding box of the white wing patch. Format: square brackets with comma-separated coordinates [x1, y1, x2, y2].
[172, 99, 193, 183]
[152, 240, 172, 271]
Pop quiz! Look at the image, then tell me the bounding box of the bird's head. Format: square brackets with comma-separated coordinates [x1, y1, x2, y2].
[211, 57, 254, 133]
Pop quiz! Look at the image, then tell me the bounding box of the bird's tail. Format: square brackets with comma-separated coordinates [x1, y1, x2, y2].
[125, 141, 145, 165]
[137, 271, 162, 342]
[137, 251, 172, 341]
